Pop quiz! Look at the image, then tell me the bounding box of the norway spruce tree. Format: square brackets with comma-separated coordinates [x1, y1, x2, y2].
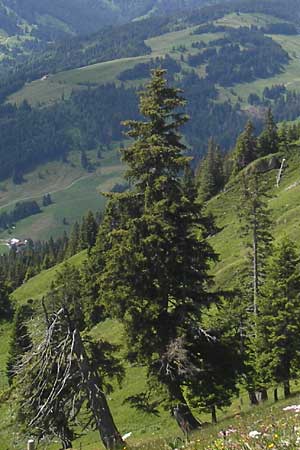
[237, 173, 273, 404]
[0, 277, 12, 320]
[197, 138, 224, 202]
[258, 108, 279, 157]
[94, 69, 216, 430]
[232, 121, 258, 173]
[257, 238, 300, 399]
[7, 302, 34, 384]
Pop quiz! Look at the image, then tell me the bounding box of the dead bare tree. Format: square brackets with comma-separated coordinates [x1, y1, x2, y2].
[14, 264, 125, 450]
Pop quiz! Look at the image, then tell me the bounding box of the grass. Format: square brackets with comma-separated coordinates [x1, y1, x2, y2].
[215, 12, 285, 29]
[8, 11, 293, 109]
[12, 250, 87, 305]
[233, 34, 300, 103]
[0, 148, 124, 242]
[1, 148, 300, 449]
[2, 12, 300, 448]
[8, 55, 152, 107]
[8, 25, 223, 107]
[4, 300, 300, 449]
[208, 149, 300, 288]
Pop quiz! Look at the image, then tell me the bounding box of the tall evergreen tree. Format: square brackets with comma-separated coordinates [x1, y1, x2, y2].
[85, 210, 98, 249]
[7, 302, 34, 383]
[232, 121, 258, 173]
[80, 211, 98, 251]
[186, 323, 239, 424]
[67, 221, 80, 257]
[239, 173, 273, 317]
[0, 277, 12, 320]
[257, 238, 300, 399]
[237, 172, 273, 403]
[197, 138, 224, 202]
[278, 121, 290, 152]
[258, 108, 279, 157]
[93, 69, 217, 430]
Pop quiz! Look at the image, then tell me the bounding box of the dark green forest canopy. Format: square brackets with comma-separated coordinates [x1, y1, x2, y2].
[0, 84, 138, 180]
[0, 0, 300, 181]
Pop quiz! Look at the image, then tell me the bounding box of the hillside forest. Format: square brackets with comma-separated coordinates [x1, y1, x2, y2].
[1, 69, 300, 450]
[2, 0, 300, 448]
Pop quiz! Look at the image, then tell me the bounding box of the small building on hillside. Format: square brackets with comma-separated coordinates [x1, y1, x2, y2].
[7, 238, 28, 251]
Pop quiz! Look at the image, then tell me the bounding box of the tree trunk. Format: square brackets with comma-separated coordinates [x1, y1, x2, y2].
[274, 388, 278, 402]
[168, 381, 201, 431]
[248, 389, 259, 405]
[284, 380, 291, 398]
[253, 215, 258, 318]
[211, 405, 217, 424]
[60, 436, 72, 450]
[73, 329, 124, 450]
[260, 388, 268, 402]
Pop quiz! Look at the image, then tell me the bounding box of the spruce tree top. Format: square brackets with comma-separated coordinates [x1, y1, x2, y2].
[122, 69, 190, 190]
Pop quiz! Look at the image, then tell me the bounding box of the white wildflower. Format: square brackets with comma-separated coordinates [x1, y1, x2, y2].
[283, 404, 300, 412]
[122, 432, 132, 440]
[249, 430, 261, 438]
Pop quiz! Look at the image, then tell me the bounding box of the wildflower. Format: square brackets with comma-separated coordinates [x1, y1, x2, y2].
[122, 432, 132, 440]
[249, 430, 261, 438]
[283, 405, 300, 412]
[268, 444, 274, 448]
[219, 428, 237, 439]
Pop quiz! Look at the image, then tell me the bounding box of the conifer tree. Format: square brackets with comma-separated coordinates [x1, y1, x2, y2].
[258, 108, 279, 157]
[94, 69, 217, 430]
[80, 211, 98, 250]
[67, 221, 80, 256]
[278, 121, 290, 151]
[80, 150, 89, 170]
[186, 325, 239, 424]
[42, 193, 52, 207]
[232, 121, 258, 173]
[80, 215, 88, 250]
[237, 173, 273, 403]
[0, 277, 12, 320]
[257, 238, 300, 399]
[7, 302, 34, 383]
[239, 173, 273, 317]
[86, 211, 98, 248]
[197, 138, 224, 202]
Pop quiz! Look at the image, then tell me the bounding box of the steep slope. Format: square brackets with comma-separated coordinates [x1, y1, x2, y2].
[2, 0, 300, 244]
[208, 149, 300, 289]
[0, 144, 300, 450]
[0, 0, 218, 74]
[10, 147, 300, 303]
[0, 0, 216, 43]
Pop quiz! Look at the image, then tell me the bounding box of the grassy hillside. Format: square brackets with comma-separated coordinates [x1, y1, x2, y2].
[208, 148, 300, 288]
[8, 11, 300, 108]
[0, 144, 299, 448]
[4, 9, 300, 243]
[10, 147, 300, 306]
[8, 24, 214, 107]
[0, 147, 124, 243]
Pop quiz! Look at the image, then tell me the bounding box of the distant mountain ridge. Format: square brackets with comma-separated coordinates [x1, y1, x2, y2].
[0, 0, 216, 37]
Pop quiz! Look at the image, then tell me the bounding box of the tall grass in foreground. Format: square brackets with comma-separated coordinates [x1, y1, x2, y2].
[125, 395, 300, 450]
